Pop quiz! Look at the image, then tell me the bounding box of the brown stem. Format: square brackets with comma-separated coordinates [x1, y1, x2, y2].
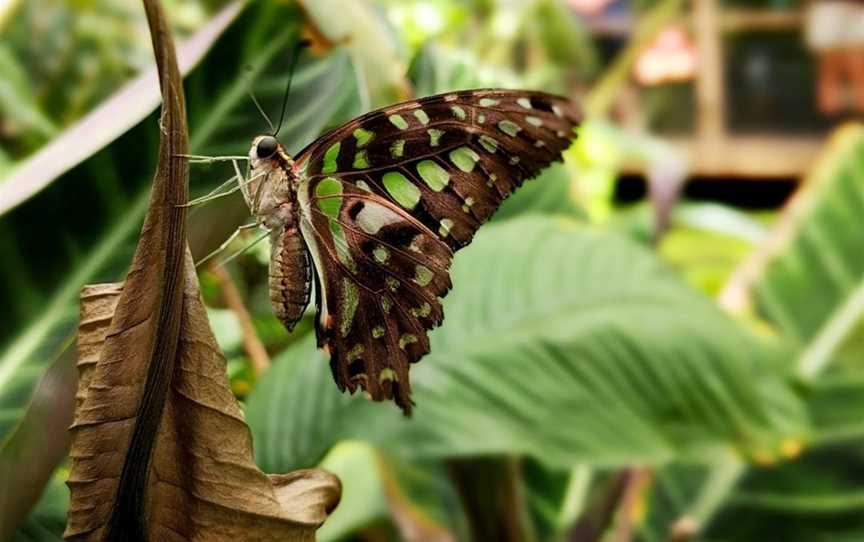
[447, 456, 536, 542]
[568, 471, 630, 542]
[610, 468, 653, 542]
[104, 0, 188, 539]
[375, 453, 454, 542]
[209, 264, 271, 376]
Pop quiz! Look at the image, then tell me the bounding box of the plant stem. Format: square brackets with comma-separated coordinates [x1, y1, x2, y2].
[583, 0, 686, 118]
[209, 264, 271, 376]
[447, 456, 537, 542]
[668, 456, 746, 542]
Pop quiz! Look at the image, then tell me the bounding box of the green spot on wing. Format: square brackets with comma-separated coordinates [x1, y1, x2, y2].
[498, 120, 521, 137]
[399, 334, 418, 350]
[413, 109, 430, 125]
[347, 344, 364, 361]
[390, 139, 406, 158]
[479, 97, 499, 106]
[353, 127, 374, 147]
[410, 302, 432, 318]
[449, 146, 480, 172]
[382, 171, 421, 209]
[385, 276, 399, 291]
[526, 116, 543, 127]
[416, 160, 450, 192]
[373, 245, 390, 263]
[379, 368, 397, 382]
[479, 135, 499, 153]
[340, 279, 359, 337]
[427, 128, 443, 147]
[389, 114, 408, 130]
[353, 150, 369, 169]
[451, 105, 466, 120]
[517, 97, 532, 109]
[315, 177, 343, 220]
[322, 142, 341, 174]
[414, 265, 434, 286]
[438, 218, 454, 237]
[317, 178, 354, 270]
[333, 222, 355, 270]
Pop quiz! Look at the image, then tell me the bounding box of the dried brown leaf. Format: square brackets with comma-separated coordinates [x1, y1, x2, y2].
[63, 1, 340, 539]
[67, 267, 341, 541]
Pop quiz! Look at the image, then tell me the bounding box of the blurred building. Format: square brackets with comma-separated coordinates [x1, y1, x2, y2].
[577, 0, 863, 179]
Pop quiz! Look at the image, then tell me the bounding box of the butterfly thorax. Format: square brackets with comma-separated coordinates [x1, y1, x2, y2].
[247, 135, 301, 231]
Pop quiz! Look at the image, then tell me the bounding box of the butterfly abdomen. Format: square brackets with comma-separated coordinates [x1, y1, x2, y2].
[269, 225, 312, 332]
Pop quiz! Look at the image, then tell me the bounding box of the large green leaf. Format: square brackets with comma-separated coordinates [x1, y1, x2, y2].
[631, 125, 864, 542]
[247, 216, 808, 473]
[751, 124, 864, 378]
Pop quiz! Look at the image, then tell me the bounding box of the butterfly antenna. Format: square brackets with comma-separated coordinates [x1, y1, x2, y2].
[273, 39, 311, 137]
[248, 88, 276, 134]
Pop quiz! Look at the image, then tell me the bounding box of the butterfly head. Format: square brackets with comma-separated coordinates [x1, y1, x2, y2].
[249, 134, 291, 166]
[244, 135, 297, 217]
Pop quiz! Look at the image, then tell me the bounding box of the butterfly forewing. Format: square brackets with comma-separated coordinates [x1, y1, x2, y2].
[292, 88, 580, 413]
[297, 89, 581, 250]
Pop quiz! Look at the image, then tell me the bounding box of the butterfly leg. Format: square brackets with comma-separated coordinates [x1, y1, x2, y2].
[216, 227, 271, 268]
[195, 223, 261, 268]
[176, 154, 249, 164]
[180, 169, 267, 208]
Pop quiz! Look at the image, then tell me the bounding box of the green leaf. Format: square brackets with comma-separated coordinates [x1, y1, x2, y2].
[316, 442, 389, 542]
[247, 216, 808, 472]
[0, 353, 75, 540]
[528, 0, 598, 78]
[408, 42, 523, 98]
[0, 44, 57, 139]
[704, 444, 864, 542]
[8, 469, 68, 542]
[298, 0, 409, 107]
[751, 125, 864, 378]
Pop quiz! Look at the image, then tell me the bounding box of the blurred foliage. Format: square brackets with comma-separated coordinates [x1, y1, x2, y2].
[2, 0, 864, 541]
[246, 218, 807, 472]
[753, 125, 864, 377]
[0, 0, 226, 166]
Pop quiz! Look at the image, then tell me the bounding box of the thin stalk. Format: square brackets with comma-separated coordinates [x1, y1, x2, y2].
[583, 0, 686, 118]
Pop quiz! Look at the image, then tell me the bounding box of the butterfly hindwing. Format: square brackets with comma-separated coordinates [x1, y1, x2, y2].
[296, 89, 581, 250]
[302, 180, 452, 413]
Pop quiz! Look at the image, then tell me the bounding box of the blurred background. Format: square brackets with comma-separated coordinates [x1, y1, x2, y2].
[2, 0, 864, 540]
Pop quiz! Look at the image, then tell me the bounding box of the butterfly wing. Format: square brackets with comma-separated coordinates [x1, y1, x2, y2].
[294, 88, 581, 412]
[295, 88, 581, 250]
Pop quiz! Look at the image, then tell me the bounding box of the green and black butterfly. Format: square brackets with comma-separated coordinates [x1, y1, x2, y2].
[242, 88, 580, 414]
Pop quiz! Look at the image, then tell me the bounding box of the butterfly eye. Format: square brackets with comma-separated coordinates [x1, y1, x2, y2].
[256, 136, 278, 158]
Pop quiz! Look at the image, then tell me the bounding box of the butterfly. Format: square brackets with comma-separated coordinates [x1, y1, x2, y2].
[242, 88, 580, 415]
